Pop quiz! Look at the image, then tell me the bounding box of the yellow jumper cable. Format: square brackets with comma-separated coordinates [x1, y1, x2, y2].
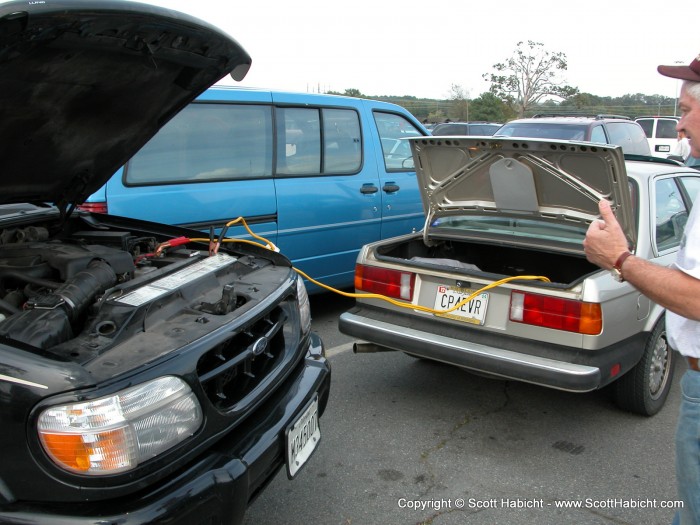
[186, 217, 550, 316]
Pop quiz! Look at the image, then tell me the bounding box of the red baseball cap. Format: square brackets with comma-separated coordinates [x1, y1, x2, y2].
[658, 54, 700, 81]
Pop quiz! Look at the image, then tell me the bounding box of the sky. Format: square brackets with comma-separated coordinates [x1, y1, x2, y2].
[133, 0, 699, 101]
[17, 0, 700, 100]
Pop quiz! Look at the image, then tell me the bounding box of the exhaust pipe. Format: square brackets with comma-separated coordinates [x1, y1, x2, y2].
[353, 342, 396, 354]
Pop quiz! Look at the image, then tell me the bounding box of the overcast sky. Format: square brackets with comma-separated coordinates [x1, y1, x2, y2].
[50, 0, 700, 100]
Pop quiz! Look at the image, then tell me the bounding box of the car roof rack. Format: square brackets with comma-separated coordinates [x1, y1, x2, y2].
[531, 113, 631, 120]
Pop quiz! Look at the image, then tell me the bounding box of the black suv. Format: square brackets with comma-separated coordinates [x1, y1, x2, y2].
[431, 121, 503, 136]
[0, 2, 330, 524]
[495, 114, 651, 155]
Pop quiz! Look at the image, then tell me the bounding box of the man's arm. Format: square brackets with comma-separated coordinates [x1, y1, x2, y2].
[583, 199, 700, 321]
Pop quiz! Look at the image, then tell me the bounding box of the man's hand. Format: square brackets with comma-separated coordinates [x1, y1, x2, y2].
[583, 199, 630, 270]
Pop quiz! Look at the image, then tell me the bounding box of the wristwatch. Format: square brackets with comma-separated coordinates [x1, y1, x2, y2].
[611, 251, 632, 282]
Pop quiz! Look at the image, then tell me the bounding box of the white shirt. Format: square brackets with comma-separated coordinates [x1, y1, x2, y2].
[666, 201, 700, 357]
[672, 137, 691, 161]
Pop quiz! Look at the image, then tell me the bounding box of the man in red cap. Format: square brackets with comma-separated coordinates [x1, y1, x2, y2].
[584, 55, 700, 524]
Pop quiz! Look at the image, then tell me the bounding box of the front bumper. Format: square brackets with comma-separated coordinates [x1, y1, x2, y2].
[340, 306, 646, 393]
[0, 333, 331, 525]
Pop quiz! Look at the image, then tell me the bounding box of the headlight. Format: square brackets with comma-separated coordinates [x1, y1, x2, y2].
[37, 376, 202, 475]
[297, 275, 311, 335]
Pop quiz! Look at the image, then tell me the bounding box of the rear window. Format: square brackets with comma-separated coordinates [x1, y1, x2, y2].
[636, 118, 653, 138]
[432, 123, 468, 135]
[469, 124, 501, 136]
[606, 122, 651, 155]
[496, 123, 589, 141]
[432, 216, 587, 245]
[655, 119, 678, 139]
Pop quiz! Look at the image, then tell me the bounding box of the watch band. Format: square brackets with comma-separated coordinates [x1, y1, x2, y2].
[613, 251, 632, 281]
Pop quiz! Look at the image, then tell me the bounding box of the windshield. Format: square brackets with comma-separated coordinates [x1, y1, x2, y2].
[432, 216, 587, 245]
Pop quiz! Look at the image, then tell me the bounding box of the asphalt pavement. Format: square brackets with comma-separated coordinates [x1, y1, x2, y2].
[242, 292, 682, 525]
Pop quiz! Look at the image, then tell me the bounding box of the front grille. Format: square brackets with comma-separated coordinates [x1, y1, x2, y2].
[196, 301, 296, 411]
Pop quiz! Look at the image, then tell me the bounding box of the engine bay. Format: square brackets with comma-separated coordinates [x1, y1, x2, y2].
[0, 222, 273, 363]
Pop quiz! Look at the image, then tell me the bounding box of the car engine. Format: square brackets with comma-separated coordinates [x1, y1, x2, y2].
[0, 223, 259, 363]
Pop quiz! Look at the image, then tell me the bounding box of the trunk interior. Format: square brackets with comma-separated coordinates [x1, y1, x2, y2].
[375, 237, 599, 288]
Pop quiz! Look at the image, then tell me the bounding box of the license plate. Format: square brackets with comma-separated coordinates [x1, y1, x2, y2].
[286, 395, 320, 478]
[433, 285, 489, 325]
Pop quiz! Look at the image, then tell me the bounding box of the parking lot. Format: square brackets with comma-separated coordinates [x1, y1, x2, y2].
[244, 292, 683, 525]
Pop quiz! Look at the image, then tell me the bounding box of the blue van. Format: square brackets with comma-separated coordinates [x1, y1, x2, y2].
[82, 86, 428, 292]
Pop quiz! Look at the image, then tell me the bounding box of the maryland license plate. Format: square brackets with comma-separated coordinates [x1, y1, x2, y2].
[433, 285, 489, 325]
[286, 395, 320, 478]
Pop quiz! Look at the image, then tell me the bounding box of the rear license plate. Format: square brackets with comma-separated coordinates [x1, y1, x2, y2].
[434, 285, 489, 325]
[286, 395, 320, 478]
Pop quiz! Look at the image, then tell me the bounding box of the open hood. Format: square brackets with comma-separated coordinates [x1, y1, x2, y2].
[409, 136, 635, 251]
[0, 0, 251, 210]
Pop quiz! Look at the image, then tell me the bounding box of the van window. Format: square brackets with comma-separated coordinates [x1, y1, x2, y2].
[276, 107, 361, 176]
[276, 107, 321, 175]
[656, 119, 678, 139]
[323, 108, 362, 173]
[374, 112, 422, 170]
[125, 103, 273, 185]
[636, 119, 653, 138]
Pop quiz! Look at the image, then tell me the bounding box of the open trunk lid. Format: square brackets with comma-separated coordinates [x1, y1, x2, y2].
[408, 137, 635, 253]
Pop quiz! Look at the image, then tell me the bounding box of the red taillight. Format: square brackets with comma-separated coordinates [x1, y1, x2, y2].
[509, 291, 602, 335]
[77, 202, 108, 214]
[355, 264, 415, 301]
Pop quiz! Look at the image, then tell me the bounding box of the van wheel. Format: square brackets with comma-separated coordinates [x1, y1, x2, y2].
[613, 319, 674, 416]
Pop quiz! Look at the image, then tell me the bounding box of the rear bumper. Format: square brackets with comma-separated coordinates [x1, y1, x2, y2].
[0, 333, 331, 525]
[340, 307, 646, 393]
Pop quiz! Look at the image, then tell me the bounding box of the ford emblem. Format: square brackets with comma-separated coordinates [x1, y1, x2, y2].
[252, 336, 269, 356]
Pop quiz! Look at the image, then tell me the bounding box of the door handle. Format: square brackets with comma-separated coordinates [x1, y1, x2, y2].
[383, 183, 400, 193]
[360, 184, 379, 194]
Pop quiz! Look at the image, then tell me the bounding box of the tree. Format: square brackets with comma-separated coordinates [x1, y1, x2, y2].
[469, 92, 514, 122]
[341, 88, 364, 98]
[426, 109, 446, 123]
[447, 84, 470, 121]
[326, 88, 365, 98]
[483, 40, 579, 118]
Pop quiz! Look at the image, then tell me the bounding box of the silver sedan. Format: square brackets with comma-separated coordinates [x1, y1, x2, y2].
[340, 137, 700, 416]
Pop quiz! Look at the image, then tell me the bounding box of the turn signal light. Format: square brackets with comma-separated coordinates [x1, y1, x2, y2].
[355, 264, 415, 301]
[509, 291, 602, 335]
[38, 376, 202, 475]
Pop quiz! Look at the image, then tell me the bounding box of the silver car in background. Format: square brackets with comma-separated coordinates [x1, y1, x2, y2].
[340, 137, 700, 416]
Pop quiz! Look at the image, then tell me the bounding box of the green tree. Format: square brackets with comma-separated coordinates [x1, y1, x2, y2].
[342, 88, 364, 98]
[483, 40, 579, 118]
[427, 109, 446, 123]
[469, 92, 513, 122]
[326, 88, 366, 98]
